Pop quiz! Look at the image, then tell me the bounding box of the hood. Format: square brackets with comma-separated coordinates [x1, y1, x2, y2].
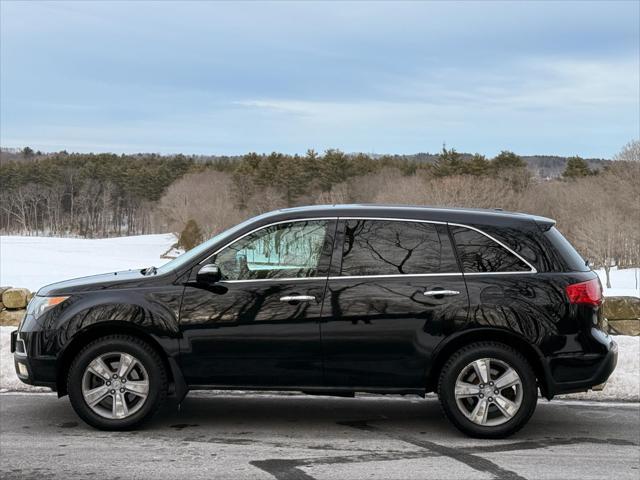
[37, 269, 150, 296]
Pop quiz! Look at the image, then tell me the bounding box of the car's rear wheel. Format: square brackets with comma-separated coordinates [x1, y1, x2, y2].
[438, 342, 537, 438]
[67, 335, 167, 430]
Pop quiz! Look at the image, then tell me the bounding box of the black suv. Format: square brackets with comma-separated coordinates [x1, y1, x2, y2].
[11, 205, 617, 438]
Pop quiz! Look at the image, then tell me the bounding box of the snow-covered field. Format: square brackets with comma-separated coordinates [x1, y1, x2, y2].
[0, 234, 176, 292]
[595, 267, 640, 298]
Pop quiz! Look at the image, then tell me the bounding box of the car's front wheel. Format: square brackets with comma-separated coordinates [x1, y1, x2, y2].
[67, 335, 167, 430]
[438, 341, 538, 438]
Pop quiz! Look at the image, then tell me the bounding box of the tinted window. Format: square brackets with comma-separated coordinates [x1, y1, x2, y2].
[213, 220, 330, 280]
[544, 227, 590, 272]
[451, 226, 531, 273]
[340, 220, 458, 276]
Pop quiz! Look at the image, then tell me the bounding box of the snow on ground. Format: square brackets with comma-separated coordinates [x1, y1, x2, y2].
[595, 267, 640, 299]
[1, 326, 638, 400]
[0, 234, 177, 292]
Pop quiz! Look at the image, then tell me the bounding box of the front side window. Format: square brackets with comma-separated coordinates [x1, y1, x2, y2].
[340, 220, 458, 276]
[450, 225, 532, 273]
[211, 220, 331, 280]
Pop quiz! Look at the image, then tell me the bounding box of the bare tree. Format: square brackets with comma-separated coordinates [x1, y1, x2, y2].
[155, 170, 243, 237]
[614, 139, 640, 162]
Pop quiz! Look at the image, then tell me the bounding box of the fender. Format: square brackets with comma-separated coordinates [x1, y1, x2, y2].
[40, 288, 185, 397]
[425, 326, 553, 398]
[39, 288, 183, 355]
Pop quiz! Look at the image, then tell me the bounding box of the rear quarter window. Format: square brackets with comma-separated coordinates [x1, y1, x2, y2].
[450, 225, 533, 273]
[544, 227, 590, 272]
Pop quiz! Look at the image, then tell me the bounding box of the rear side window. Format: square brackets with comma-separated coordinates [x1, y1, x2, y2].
[450, 226, 532, 273]
[340, 220, 458, 276]
[544, 227, 590, 272]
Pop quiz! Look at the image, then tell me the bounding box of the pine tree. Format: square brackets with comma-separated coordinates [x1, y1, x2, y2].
[563, 156, 592, 178]
[491, 150, 527, 172]
[432, 147, 464, 177]
[178, 219, 203, 250]
[466, 154, 491, 176]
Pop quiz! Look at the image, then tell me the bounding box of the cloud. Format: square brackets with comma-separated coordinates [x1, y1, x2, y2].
[236, 57, 638, 121]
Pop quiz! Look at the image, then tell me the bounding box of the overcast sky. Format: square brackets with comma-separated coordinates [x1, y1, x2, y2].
[1, 1, 638, 157]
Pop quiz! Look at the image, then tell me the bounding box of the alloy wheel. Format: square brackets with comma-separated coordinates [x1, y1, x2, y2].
[81, 351, 150, 420]
[454, 357, 523, 426]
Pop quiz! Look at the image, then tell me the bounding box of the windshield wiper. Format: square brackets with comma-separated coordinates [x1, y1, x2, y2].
[142, 266, 157, 276]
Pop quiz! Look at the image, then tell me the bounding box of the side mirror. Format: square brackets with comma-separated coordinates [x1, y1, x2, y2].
[197, 264, 221, 284]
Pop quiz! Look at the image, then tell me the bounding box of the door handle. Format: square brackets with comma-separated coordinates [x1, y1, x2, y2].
[280, 295, 316, 302]
[423, 290, 460, 297]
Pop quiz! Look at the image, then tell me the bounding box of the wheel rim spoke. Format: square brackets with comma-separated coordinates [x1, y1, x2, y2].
[472, 358, 491, 384]
[455, 381, 479, 398]
[494, 367, 520, 390]
[83, 385, 110, 406]
[112, 391, 129, 419]
[470, 398, 490, 425]
[494, 395, 518, 419]
[125, 380, 149, 398]
[117, 353, 136, 379]
[87, 357, 113, 381]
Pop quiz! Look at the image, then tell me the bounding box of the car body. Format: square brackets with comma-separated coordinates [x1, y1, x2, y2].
[12, 204, 617, 437]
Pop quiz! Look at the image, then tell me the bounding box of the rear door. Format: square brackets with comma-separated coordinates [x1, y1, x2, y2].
[320, 218, 469, 389]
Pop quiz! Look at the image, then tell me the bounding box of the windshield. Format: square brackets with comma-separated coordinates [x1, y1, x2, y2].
[155, 216, 259, 275]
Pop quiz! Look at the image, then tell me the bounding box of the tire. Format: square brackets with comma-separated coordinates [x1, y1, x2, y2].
[437, 341, 537, 438]
[67, 335, 167, 430]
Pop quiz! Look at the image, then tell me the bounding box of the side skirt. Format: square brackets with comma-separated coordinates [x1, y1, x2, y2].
[185, 385, 426, 397]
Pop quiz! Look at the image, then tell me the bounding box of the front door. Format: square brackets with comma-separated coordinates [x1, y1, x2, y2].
[179, 219, 336, 387]
[321, 219, 469, 389]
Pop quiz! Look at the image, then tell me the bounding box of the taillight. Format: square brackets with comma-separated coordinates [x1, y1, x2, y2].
[566, 278, 602, 307]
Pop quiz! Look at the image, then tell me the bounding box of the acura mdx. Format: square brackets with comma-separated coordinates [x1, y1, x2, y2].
[11, 205, 617, 438]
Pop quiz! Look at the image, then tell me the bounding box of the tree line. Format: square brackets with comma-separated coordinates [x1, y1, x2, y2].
[0, 141, 638, 286]
[0, 153, 192, 236]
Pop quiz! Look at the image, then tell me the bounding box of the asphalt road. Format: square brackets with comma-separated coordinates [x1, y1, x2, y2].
[0, 392, 638, 480]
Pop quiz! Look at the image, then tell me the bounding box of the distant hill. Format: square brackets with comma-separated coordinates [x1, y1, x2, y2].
[365, 152, 609, 178]
[0, 147, 609, 178]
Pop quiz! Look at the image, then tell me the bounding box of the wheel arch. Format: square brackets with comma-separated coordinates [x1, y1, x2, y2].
[56, 321, 182, 398]
[426, 328, 552, 399]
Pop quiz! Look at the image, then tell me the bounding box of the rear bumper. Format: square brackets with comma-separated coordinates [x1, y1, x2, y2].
[544, 338, 618, 397]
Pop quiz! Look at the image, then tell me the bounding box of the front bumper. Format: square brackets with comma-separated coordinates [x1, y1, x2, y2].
[544, 338, 618, 397]
[11, 330, 57, 390]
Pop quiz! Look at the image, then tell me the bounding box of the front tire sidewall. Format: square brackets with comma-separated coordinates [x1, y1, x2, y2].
[67, 337, 164, 430]
[439, 343, 537, 439]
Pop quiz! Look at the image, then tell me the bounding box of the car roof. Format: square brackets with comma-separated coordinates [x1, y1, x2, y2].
[252, 204, 555, 229]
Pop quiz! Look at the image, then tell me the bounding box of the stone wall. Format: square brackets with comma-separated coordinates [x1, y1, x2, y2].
[601, 296, 640, 336]
[0, 287, 31, 326]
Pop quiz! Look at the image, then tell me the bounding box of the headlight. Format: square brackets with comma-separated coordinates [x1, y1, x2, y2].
[27, 296, 70, 319]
